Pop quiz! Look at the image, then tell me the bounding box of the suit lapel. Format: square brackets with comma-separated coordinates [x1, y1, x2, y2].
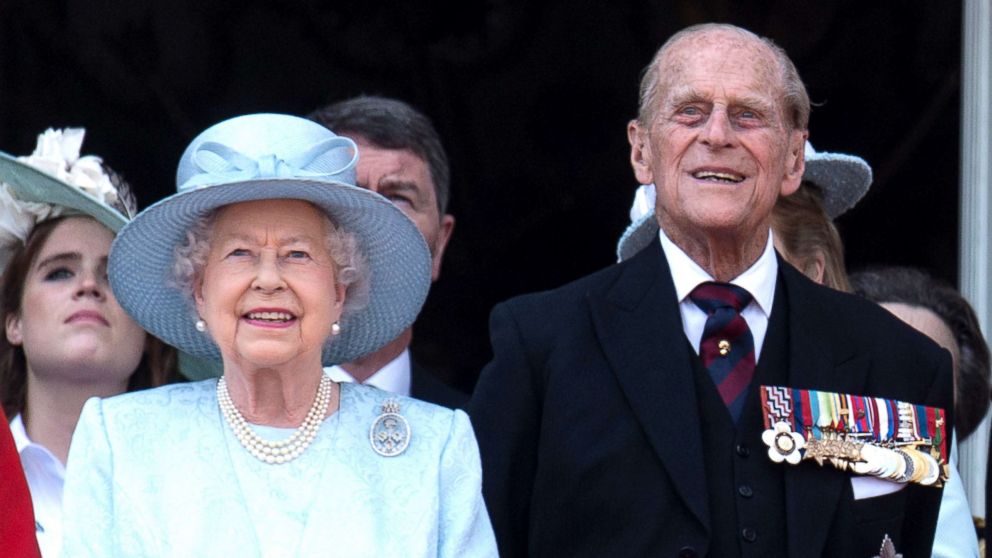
[780, 261, 869, 557]
[589, 238, 709, 532]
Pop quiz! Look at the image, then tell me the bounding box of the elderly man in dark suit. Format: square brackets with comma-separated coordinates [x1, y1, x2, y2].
[469, 23, 953, 557]
[309, 96, 465, 408]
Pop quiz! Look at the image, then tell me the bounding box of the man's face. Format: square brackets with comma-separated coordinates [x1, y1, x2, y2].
[353, 138, 454, 281]
[628, 31, 806, 249]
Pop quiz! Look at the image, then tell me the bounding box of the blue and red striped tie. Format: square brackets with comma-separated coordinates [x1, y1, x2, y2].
[689, 282, 755, 422]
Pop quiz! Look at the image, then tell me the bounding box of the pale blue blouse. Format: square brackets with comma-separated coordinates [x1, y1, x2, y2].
[61, 380, 496, 557]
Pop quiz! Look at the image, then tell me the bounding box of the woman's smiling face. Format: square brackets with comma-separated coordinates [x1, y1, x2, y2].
[195, 199, 345, 370]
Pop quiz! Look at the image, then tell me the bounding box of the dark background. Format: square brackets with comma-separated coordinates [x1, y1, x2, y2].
[0, 1, 961, 392]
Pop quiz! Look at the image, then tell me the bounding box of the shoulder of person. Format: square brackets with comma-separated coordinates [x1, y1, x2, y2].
[343, 382, 473, 459]
[345, 382, 459, 424]
[70, 381, 221, 469]
[784, 264, 949, 366]
[495, 260, 631, 323]
[96, 380, 217, 422]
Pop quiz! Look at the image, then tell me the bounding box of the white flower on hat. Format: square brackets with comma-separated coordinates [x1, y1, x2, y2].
[0, 128, 122, 269]
[0, 183, 58, 269]
[762, 421, 806, 465]
[18, 128, 120, 208]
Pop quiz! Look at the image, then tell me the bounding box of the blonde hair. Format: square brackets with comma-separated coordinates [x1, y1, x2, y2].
[772, 183, 850, 292]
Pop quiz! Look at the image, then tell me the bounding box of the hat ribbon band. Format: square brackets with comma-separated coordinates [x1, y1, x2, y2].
[179, 136, 358, 192]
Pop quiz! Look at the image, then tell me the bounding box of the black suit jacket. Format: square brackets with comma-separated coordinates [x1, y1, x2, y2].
[468, 238, 953, 557]
[410, 360, 469, 409]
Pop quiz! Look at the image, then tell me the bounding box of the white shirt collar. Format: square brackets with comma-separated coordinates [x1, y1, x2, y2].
[10, 412, 30, 453]
[658, 227, 777, 316]
[325, 349, 412, 396]
[10, 415, 64, 474]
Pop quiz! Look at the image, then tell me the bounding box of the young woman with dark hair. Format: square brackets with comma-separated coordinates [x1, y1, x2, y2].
[0, 129, 177, 556]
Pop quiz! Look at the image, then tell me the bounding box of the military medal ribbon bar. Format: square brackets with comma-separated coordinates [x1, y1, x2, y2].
[759, 385, 948, 487]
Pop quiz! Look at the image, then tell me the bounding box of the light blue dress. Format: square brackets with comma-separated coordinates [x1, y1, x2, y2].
[61, 380, 497, 557]
[932, 433, 980, 558]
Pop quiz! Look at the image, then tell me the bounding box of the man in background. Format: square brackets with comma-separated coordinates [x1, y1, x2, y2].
[309, 95, 464, 408]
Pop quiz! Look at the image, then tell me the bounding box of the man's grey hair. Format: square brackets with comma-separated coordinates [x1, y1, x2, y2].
[171, 208, 369, 319]
[309, 95, 452, 215]
[636, 23, 810, 131]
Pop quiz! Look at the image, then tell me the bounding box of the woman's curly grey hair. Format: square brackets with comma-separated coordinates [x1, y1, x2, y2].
[171, 207, 370, 320]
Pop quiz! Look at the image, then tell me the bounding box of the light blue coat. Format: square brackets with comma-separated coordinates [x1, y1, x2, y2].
[62, 380, 497, 557]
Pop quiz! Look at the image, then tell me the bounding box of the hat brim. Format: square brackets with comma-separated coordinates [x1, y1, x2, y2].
[0, 152, 128, 233]
[616, 213, 659, 263]
[177, 351, 222, 381]
[804, 153, 872, 219]
[109, 178, 431, 367]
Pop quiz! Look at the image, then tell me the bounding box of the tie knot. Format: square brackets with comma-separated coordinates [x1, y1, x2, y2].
[689, 281, 753, 314]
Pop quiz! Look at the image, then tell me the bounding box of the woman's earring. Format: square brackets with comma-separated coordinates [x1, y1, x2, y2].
[330, 321, 341, 336]
[195, 319, 207, 332]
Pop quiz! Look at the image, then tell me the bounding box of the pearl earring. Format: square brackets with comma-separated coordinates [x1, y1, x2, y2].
[195, 319, 207, 332]
[331, 321, 341, 336]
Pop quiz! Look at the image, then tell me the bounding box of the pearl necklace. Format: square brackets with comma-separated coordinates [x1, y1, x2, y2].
[217, 374, 332, 465]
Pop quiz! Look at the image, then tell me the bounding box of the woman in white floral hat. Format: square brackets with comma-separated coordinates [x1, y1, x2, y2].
[0, 128, 177, 557]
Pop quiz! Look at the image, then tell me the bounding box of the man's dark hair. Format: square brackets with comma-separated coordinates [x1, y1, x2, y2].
[309, 95, 451, 215]
[850, 266, 991, 440]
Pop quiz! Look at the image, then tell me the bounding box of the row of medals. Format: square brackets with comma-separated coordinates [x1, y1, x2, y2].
[799, 429, 946, 487]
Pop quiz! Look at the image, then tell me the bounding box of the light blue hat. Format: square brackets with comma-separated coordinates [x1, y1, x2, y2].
[616, 142, 873, 262]
[109, 113, 432, 367]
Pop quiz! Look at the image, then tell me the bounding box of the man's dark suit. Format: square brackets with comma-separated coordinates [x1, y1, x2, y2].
[469, 238, 953, 557]
[411, 360, 468, 409]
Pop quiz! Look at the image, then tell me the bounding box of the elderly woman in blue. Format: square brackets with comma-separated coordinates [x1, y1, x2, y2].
[61, 114, 497, 557]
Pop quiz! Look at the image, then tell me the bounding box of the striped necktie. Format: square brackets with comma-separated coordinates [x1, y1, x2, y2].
[689, 282, 756, 422]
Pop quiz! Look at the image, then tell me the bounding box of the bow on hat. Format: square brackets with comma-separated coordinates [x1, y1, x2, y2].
[179, 136, 358, 193]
